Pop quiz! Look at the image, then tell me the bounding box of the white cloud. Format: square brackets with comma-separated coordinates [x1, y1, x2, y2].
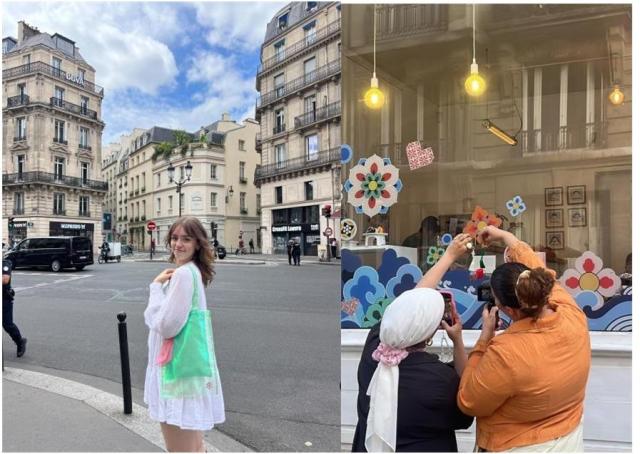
[2, 2, 181, 94]
[193, 1, 288, 51]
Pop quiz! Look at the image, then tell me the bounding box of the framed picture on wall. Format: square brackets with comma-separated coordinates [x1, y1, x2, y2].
[545, 187, 563, 206]
[545, 209, 564, 228]
[568, 207, 587, 227]
[546, 231, 564, 250]
[567, 185, 586, 205]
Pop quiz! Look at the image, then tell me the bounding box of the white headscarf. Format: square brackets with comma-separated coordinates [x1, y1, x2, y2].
[364, 288, 444, 452]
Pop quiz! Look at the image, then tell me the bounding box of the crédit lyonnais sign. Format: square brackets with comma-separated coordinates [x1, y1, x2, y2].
[66, 72, 85, 86]
[272, 225, 302, 233]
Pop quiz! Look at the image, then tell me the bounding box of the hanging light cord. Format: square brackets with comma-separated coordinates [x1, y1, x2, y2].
[373, 4, 377, 76]
[472, 4, 476, 63]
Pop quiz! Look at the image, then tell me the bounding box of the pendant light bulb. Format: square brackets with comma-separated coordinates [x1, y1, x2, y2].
[465, 60, 486, 97]
[608, 85, 624, 105]
[365, 73, 384, 109]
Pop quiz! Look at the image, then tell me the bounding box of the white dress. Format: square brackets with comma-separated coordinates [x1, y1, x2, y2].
[143, 261, 225, 430]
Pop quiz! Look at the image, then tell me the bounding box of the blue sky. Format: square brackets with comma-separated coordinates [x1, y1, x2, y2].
[2, 1, 287, 144]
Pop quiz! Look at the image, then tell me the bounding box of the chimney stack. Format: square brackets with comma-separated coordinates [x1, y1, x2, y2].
[18, 21, 40, 43]
[221, 112, 231, 121]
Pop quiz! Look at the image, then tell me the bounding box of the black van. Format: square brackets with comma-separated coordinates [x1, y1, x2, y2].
[4, 236, 93, 272]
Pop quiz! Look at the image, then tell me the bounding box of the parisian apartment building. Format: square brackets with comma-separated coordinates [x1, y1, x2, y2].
[255, 1, 342, 256]
[2, 21, 107, 247]
[100, 114, 261, 252]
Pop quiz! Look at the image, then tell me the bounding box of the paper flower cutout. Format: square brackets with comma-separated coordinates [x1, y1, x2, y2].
[341, 298, 360, 316]
[344, 154, 403, 217]
[463, 205, 502, 239]
[559, 251, 621, 310]
[406, 141, 434, 170]
[440, 233, 453, 246]
[425, 246, 446, 266]
[340, 218, 357, 241]
[340, 144, 353, 164]
[506, 196, 527, 217]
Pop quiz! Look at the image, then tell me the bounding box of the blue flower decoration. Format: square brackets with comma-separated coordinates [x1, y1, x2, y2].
[441, 233, 453, 246]
[343, 266, 386, 312]
[386, 264, 423, 298]
[340, 144, 353, 164]
[506, 195, 526, 217]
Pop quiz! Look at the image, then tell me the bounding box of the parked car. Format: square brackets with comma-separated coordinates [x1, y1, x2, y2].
[4, 236, 94, 272]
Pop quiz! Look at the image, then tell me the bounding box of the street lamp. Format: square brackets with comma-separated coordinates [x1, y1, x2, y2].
[225, 185, 234, 204]
[167, 160, 193, 217]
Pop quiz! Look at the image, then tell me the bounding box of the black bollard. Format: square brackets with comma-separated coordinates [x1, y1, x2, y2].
[117, 312, 133, 414]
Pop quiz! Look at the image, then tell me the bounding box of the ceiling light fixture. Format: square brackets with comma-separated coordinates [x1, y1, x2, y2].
[364, 4, 384, 109]
[464, 4, 486, 97]
[482, 119, 518, 146]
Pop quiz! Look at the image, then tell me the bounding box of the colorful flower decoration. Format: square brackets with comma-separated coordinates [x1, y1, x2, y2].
[344, 154, 403, 218]
[340, 144, 353, 164]
[559, 251, 621, 310]
[342, 266, 386, 312]
[425, 246, 446, 266]
[506, 195, 527, 217]
[463, 205, 502, 239]
[440, 233, 453, 246]
[340, 218, 357, 241]
[341, 298, 360, 316]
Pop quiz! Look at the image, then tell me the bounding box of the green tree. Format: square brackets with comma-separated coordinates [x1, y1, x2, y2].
[151, 142, 174, 162]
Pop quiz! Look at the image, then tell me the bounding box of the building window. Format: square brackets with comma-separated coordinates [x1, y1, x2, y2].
[22, 54, 30, 65]
[156, 173, 161, 187]
[80, 96, 89, 114]
[304, 57, 316, 84]
[142, 200, 146, 218]
[15, 117, 26, 140]
[306, 2, 317, 11]
[256, 194, 261, 214]
[18, 83, 26, 97]
[275, 186, 283, 204]
[80, 162, 89, 184]
[210, 164, 217, 179]
[54, 157, 65, 180]
[79, 127, 89, 149]
[239, 162, 246, 182]
[304, 94, 317, 119]
[54, 86, 64, 105]
[136, 202, 140, 218]
[52, 57, 62, 76]
[240, 192, 247, 213]
[275, 143, 286, 168]
[14, 192, 24, 215]
[305, 134, 318, 160]
[275, 109, 285, 134]
[156, 197, 161, 215]
[274, 39, 286, 62]
[180, 193, 184, 211]
[278, 13, 289, 30]
[274, 73, 285, 97]
[136, 175, 139, 191]
[305, 181, 314, 200]
[239, 139, 245, 151]
[17, 155, 25, 177]
[53, 193, 65, 215]
[210, 192, 217, 208]
[54, 120, 66, 144]
[142, 172, 146, 191]
[304, 21, 317, 45]
[79, 196, 90, 216]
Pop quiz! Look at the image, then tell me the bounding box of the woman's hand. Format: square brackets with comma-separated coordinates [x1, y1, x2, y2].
[444, 233, 474, 261]
[153, 268, 175, 284]
[479, 304, 500, 343]
[441, 313, 463, 344]
[476, 225, 506, 247]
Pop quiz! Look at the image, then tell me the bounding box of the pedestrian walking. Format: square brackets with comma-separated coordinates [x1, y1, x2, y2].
[3, 259, 27, 358]
[151, 238, 156, 254]
[144, 216, 224, 452]
[249, 238, 255, 254]
[292, 239, 302, 266]
[287, 239, 294, 265]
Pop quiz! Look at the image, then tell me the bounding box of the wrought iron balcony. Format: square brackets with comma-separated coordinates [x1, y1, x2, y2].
[376, 4, 448, 40]
[258, 19, 341, 76]
[6, 94, 29, 108]
[79, 211, 91, 217]
[255, 147, 340, 184]
[53, 137, 68, 145]
[520, 122, 608, 153]
[239, 176, 247, 184]
[53, 210, 66, 216]
[273, 123, 287, 136]
[256, 133, 262, 152]
[2, 171, 108, 191]
[240, 208, 248, 215]
[294, 100, 341, 131]
[3, 61, 104, 96]
[13, 135, 27, 142]
[79, 143, 92, 151]
[50, 97, 98, 120]
[257, 59, 341, 109]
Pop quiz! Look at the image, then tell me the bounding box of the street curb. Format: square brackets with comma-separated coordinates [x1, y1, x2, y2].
[2, 367, 247, 452]
[132, 259, 267, 265]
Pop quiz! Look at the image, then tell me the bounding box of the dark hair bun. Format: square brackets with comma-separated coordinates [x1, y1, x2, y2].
[515, 267, 555, 320]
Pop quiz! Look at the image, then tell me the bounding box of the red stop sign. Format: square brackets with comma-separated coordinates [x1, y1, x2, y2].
[146, 221, 157, 231]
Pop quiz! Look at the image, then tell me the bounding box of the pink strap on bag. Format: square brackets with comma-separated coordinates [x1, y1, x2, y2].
[156, 338, 174, 366]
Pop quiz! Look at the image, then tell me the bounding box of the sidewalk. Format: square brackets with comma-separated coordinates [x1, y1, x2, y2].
[124, 251, 341, 266]
[2, 366, 252, 452]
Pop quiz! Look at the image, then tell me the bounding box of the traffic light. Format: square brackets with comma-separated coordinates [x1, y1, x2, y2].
[210, 221, 218, 239]
[322, 205, 332, 218]
[8, 217, 15, 231]
[102, 213, 112, 231]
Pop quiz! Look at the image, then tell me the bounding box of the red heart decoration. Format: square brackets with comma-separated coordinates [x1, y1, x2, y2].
[406, 141, 435, 170]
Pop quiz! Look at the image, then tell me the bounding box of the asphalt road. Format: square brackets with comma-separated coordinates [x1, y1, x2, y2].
[3, 258, 341, 451]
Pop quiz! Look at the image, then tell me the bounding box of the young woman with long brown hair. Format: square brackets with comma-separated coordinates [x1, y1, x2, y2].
[143, 216, 224, 452]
